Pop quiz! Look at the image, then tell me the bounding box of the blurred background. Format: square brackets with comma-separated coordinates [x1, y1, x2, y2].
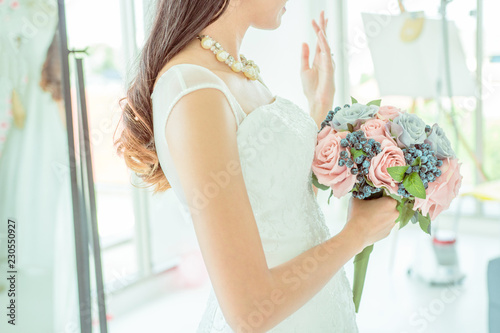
[0, 0, 499, 332]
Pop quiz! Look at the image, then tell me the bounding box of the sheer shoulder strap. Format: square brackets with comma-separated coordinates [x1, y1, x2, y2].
[151, 63, 245, 135]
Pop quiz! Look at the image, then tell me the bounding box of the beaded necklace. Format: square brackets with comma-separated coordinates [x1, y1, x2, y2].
[196, 34, 260, 81]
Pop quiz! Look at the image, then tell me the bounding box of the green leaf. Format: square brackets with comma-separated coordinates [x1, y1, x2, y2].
[394, 198, 404, 223]
[403, 172, 426, 199]
[312, 173, 330, 191]
[351, 96, 358, 104]
[367, 99, 382, 107]
[411, 156, 421, 167]
[365, 178, 375, 187]
[387, 165, 409, 182]
[418, 212, 431, 235]
[396, 200, 415, 229]
[388, 193, 403, 203]
[347, 123, 354, 132]
[350, 148, 367, 160]
[410, 210, 419, 224]
[327, 189, 334, 204]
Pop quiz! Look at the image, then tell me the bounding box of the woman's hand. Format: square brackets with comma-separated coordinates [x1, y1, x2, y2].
[300, 10, 335, 127]
[343, 196, 400, 251]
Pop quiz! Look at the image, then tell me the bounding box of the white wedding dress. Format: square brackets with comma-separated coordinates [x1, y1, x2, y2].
[151, 64, 358, 332]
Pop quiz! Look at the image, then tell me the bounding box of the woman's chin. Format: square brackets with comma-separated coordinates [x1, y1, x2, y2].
[252, 18, 283, 30]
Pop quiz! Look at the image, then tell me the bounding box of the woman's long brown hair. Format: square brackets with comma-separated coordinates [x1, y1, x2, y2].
[114, 0, 230, 194]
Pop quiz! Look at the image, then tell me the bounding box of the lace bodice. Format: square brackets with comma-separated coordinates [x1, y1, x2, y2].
[151, 64, 358, 332]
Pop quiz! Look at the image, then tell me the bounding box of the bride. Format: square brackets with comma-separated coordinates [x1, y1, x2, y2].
[115, 0, 399, 332]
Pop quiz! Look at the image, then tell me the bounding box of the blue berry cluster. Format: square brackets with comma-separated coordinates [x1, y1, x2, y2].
[397, 143, 444, 198]
[320, 105, 350, 132]
[337, 130, 383, 199]
[352, 173, 383, 199]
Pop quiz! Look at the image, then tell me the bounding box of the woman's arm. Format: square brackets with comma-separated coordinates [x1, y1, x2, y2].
[166, 88, 397, 333]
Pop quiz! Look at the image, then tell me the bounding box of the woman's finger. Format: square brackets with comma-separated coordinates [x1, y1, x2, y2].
[320, 10, 325, 31]
[318, 30, 327, 54]
[318, 29, 331, 55]
[301, 42, 310, 72]
[312, 19, 322, 55]
[314, 15, 328, 38]
[312, 19, 320, 34]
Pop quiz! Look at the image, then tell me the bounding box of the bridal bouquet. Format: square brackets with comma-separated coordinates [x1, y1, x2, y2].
[311, 97, 463, 312]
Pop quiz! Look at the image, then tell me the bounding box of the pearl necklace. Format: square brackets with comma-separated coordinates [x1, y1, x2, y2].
[196, 34, 260, 81]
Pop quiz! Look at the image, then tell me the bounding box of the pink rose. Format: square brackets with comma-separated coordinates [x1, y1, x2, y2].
[317, 125, 334, 141]
[413, 158, 462, 220]
[317, 125, 349, 141]
[360, 119, 397, 146]
[377, 106, 402, 121]
[368, 139, 406, 195]
[312, 131, 356, 198]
